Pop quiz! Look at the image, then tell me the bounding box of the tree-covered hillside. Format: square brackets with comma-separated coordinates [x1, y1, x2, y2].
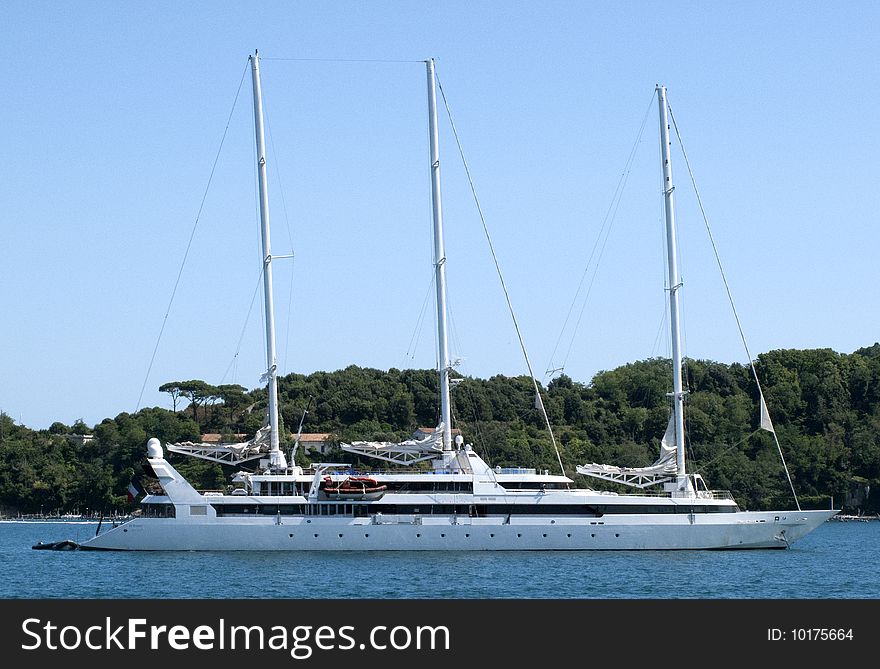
[2, 344, 878, 516]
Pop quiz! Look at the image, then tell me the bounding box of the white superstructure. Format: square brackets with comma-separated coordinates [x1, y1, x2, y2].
[80, 60, 836, 551]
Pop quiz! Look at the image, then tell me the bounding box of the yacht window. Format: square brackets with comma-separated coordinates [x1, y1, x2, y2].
[142, 503, 175, 518]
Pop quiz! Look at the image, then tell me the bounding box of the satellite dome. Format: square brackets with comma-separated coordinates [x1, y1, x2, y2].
[147, 438, 163, 459]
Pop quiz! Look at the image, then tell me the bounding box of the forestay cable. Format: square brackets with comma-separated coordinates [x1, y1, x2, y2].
[264, 94, 297, 375]
[401, 273, 436, 369]
[435, 72, 566, 478]
[547, 91, 657, 378]
[219, 268, 265, 385]
[666, 97, 800, 510]
[136, 60, 250, 411]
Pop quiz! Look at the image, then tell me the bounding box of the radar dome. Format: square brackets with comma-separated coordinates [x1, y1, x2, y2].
[147, 438, 163, 459]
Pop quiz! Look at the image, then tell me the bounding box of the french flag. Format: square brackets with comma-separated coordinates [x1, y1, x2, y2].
[127, 482, 140, 502]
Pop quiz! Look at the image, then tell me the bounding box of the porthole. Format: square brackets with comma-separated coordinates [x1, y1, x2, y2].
[465, 533, 470, 538]
[591, 533, 596, 538]
[567, 533, 571, 538]
[338, 534, 343, 538]
[364, 533, 369, 538]
[517, 533, 522, 538]
[416, 533, 421, 537]
[615, 533, 620, 538]
[542, 533, 547, 538]
[288, 534, 293, 538]
[313, 533, 318, 538]
[441, 533, 446, 537]
[490, 533, 495, 538]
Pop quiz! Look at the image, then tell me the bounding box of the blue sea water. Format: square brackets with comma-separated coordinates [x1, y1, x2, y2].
[2, 520, 877, 599]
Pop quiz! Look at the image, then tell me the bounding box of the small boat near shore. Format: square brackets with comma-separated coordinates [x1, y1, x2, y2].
[32, 539, 79, 551]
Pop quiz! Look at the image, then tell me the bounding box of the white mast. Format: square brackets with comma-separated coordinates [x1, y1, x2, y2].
[250, 50, 286, 469]
[426, 59, 453, 452]
[657, 85, 687, 487]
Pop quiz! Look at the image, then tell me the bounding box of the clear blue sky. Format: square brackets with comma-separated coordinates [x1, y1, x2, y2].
[2, 1, 878, 430]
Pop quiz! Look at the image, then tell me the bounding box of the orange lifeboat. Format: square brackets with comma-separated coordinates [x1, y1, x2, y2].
[320, 476, 387, 500]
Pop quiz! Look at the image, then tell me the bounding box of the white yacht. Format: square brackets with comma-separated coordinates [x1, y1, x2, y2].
[80, 55, 836, 551]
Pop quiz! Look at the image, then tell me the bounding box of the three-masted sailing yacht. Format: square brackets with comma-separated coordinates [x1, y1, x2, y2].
[79, 58, 835, 551]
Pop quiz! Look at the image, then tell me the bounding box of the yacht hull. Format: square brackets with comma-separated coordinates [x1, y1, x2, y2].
[79, 509, 835, 551]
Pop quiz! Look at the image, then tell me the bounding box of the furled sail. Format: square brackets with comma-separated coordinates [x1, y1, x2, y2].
[576, 414, 678, 488]
[341, 423, 446, 465]
[166, 422, 272, 465]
